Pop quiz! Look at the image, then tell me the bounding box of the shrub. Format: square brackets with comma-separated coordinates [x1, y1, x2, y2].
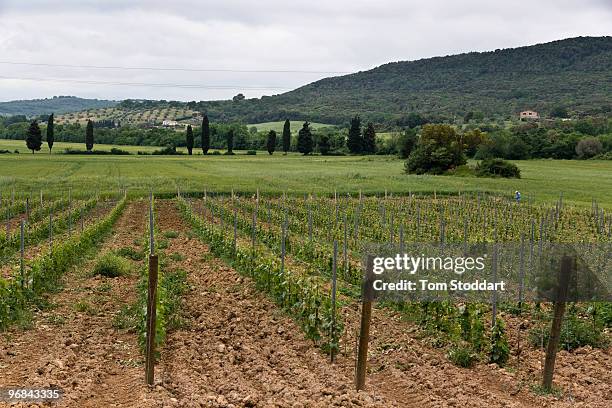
[489, 319, 510, 366]
[592, 151, 612, 160]
[404, 125, 466, 174]
[109, 147, 131, 155]
[475, 158, 521, 178]
[92, 253, 131, 278]
[448, 344, 477, 368]
[152, 146, 184, 155]
[246, 150, 257, 155]
[529, 312, 608, 351]
[116, 246, 144, 261]
[163, 230, 179, 239]
[575, 137, 603, 159]
[211, 150, 221, 155]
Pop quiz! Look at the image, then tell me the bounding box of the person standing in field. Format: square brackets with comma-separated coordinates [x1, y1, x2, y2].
[515, 190, 521, 203]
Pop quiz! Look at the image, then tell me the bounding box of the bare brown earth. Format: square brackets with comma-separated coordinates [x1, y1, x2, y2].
[0, 199, 609, 408]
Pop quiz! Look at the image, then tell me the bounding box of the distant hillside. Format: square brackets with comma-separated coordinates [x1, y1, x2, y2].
[194, 36, 612, 125]
[0, 96, 118, 117]
[55, 105, 198, 126]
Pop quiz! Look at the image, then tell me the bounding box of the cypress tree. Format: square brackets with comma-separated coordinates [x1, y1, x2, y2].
[282, 119, 291, 154]
[26, 120, 42, 154]
[347, 115, 362, 154]
[186, 125, 194, 155]
[266, 130, 277, 155]
[363, 122, 376, 154]
[318, 135, 331, 155]
[47, 113, 54, 154]
[201, 115, 210, 155]
[297, 122, 313, 155]
[85, 120, 94, 152]
[398, 128, 418, 159]
[226, 129, 234, 154]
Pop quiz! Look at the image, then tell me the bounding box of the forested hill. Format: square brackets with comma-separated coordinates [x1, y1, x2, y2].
[0, 96, 118, 117]
[196, 36, 612, 125]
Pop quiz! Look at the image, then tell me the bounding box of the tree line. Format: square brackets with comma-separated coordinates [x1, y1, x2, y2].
[5, 113, 612, 160]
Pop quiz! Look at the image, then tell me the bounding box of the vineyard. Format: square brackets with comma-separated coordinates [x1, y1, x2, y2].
[0, 189, 610, 407]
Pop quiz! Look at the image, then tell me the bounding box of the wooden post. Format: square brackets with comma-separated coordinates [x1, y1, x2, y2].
[330, 240, 338, 363]
[542, 256, 573, 391]
[356, 255, 374, 391]
[149, 193, 154, 255]
[308, 203, 313, 243]
[145, 254, 159, 386]
[49, 210, 53, 253]
[353, 201, 361, 241]
[343, 212, 348, 280]
[233, 203, 238, 254]
[518, 234, 526, 312]
[251, 205, 257, 254]
[491, 242, 498, 327]
[280, 216, 286, 278]
[20, 220, 25, 289]
[68, 191, 72, 236]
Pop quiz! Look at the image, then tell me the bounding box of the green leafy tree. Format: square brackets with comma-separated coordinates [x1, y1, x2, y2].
[282, 119, 291, 154]
[201, 115, 210, 154]
[550, 105, 569, 118]
[297, 121, 313, 155]
[404, 124, 466, 174]
[85, 120, 94, 151]
[318, 134, 331, 155]
[347, 115, 362, 154]
[46, 113, 54, 153]
[226, 129, 234, 154]
[26, 120, 42, 154]
[362, 122, 376, 154]
[186, 125, 194, 155]
[462, 128, 488, 157]
[575, 137, 603, 159]
[266, 130, 277, 155]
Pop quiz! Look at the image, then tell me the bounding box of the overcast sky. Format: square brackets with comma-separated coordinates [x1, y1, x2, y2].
[0, 0, 610, 102]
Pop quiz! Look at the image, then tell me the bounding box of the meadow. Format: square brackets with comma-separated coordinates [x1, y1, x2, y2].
[0, 146, 610, 208]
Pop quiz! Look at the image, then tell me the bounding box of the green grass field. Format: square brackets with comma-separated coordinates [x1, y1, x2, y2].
[0, 139, 162, 154]
[247, 121, 336, 133]
[0, 148, 610, 208]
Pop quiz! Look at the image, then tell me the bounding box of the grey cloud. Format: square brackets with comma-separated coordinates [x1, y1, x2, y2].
[0, 0, 610, 102]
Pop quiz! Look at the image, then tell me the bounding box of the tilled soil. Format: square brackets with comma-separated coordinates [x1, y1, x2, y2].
[0, 199, 151, 408]
[180, 199, 612, 407]
[1, 199, 609, 408]
[145, 200, 389, 407]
